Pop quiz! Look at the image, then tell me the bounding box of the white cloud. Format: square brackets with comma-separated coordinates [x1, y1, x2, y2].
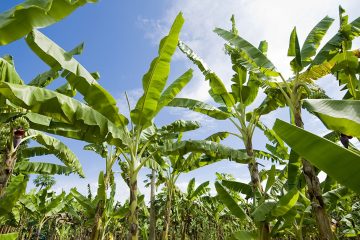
[138, 0, 360, 103]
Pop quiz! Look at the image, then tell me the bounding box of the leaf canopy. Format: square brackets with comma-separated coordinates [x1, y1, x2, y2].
[0, 0, 97, 46]
[273, 119, 360, 193]
[25, 29, 128, 127]
[303, 99, 360, 138]
[131, 13, 184, 127]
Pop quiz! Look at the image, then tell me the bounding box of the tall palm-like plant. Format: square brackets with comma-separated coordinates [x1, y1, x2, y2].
[0, 12, 192, 239]
[168, 16, 286, 239]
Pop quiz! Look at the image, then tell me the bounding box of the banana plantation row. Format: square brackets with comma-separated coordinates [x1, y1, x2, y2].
[0, 1, 360, 240]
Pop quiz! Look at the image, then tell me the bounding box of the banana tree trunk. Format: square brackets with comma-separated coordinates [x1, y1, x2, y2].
[90, 201, 104, 240]
[246, 138, 270, 240]
[0, 150, 16, 196]
[149, 168, 156, 240]
[294, 109, 333, 240]
[162, 183, 172, 240]
[128, 171, 138, 240]
[35, 221, 44, 240]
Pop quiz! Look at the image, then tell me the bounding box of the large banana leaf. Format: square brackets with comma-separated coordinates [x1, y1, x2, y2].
[0, 82, 130, 147]
[189, 181, 209, 201]
[25, 30, 128, 127]
[251, 200, 276, 222]
[0, 58, 24, 85]
[288, 27, 302, 73]
[303, 99, 360, 138]
[312, 16, 360, 65]
[70, 188, 95, 215]
[300, 16, 334, 67]
[156, 69, 193, 114]
[221, 180, 252, 199]
[96, 171, 106, 202]
[20, 147, 53, 158]
[273, 119, 360, 193]
[178, 41, 235, 107]
[0, 0, 97, 46]
[167, 98, 230, 120]
[214, 28, 279, 76]
[229, 231, 258, 240]
[163, 140, 250, 164]
[131, 13, 184, 127]
[297, 60, 334, 82]
[215, 181, 250, 221]
[159, 120, 200, 133]
[28, 69, 59, 88]
[28, 130, 83, 176]
[271, 188, 299, 217]
[43, 192, 67, 217]
[15, 162, 72, 175]
[0, 174, 28, 214]
[0, 233, 18, 240]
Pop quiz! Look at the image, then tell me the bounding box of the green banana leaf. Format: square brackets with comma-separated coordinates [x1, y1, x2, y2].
[251, 200, 276, 222]
[221, 180, 252, 199]
[28, 69, 59, 87]
[271, 188, 299, 217]
[323, 186, 350, 210]
[167, 98, 231, 120]
[300, 16, 334, 66]
[229, 230, 258, 240]
[0, 82, 130, 147]
[159, 120, 200, 133]
[25, 29, 128, 127]
[97, 171, 106, 202]
[288, 27, 302, 73]
[0, 0, 97, 46]
[83, 143, 108, 159]
[214, 28, 279, 76]
[303, 99, 360, 138]
[156, 69, 193, 113]
[0, 233, 19, 240]
[20, 147, 53, 158]
[273, 119, 360, 193]
[0, 58, 24, 84]
[28, 130, 83, 176]
[70, 188, 95, 215]
[265, 165, 276, 193]
[0, 174, 28, 214]
[312, 16, 360, 65]
[226, 43, 263, 106]
[15, 162, 72, 175]
[187, 178, 196, 196]
[215, 181, 250, 221]
[131, 13, 184, 127]
[297, 60, 334, 82]
[43, 192, 67, 217]
[163, 140, 250, 164]
[206, 131, 230, 142]
[178, 41, 235, 107]
[189, 181, 209, 200]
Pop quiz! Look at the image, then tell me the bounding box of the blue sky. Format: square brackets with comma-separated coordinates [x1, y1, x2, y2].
[1, 0, 360, 202]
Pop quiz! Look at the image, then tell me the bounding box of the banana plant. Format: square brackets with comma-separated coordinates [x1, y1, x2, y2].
[215, 7, 360, 239]
[168, 16, 286, 239]
[0, 55, 86, 195]
[19, 188, 71, 240]
[214, 165, 313, 240]
[71, 172, 128, 240]
[0, 11, 193, 239]
[0, 112, 84, 196]
[178, 178, 210, 240]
